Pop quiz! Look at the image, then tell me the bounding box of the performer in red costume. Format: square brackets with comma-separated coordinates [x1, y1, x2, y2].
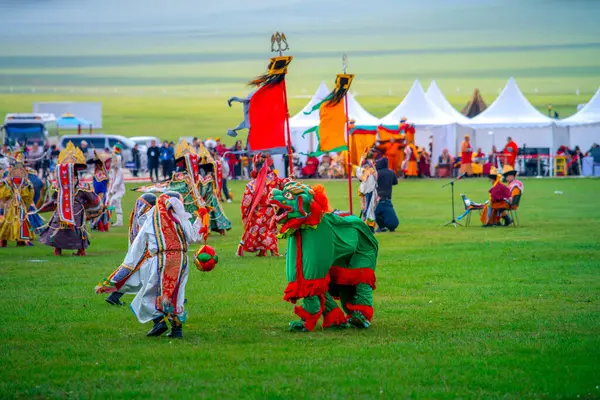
[502, 136, 519, 167]
[236, 153, 287, 257]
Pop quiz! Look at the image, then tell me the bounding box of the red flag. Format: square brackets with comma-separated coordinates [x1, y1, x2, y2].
[248, 81, 287, 151]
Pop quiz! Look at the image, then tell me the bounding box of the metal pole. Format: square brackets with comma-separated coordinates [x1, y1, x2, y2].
[536, 154, 541, 178]
[342, 54, 353, 214]
[282, 79, 294, 178]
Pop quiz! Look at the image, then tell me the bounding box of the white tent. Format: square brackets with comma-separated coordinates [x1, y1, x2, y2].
[381, 80, 458, 164]
[426, 81, 472, 125]
[468, 77, 558, 153]
[346, 92, 380, 127]
[287, 81, 330, 163]
[558, 87, 600, 152]
[426, 80, 474, 154]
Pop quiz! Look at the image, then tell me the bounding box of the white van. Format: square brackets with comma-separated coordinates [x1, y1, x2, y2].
[59, 134, 135, 165]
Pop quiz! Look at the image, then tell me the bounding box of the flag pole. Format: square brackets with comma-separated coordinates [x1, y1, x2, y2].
[273, 32, 294, 178]
[342, 54, 353, 214]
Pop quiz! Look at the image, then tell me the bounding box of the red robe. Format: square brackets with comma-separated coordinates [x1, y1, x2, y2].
[240, 172, 283, 253]
[301, 157, 319, 177]
[502, 141, 519, 167]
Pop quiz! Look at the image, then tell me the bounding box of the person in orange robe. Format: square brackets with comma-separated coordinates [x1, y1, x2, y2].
[375, 125, 404, 176]
[402, 120, 419, 177]
[459, 134, 473, 176]
[480, 167, 512, 227]
[502, 136, 519, 167]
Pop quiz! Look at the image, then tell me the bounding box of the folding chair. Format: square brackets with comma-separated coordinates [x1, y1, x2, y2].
[508, 194, 522, 227]
[458, 194, 487, 227]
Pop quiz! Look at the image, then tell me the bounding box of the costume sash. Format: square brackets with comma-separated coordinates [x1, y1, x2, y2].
[57, 163, 75, 226]
[215, 162, 223, 197]
[153, 196, 187, 316]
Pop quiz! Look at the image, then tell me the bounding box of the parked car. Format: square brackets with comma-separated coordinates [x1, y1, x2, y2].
[59, 134, 135, 166]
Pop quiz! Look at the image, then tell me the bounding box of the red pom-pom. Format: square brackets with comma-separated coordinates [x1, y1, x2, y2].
[194, 245, 218, 272]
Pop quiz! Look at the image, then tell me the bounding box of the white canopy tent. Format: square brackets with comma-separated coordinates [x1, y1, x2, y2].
[278, 80, 332, 175]
[558, 87, 600, 152]
[288, 81, 330, 155]
[468, 77, 559, 154]
[381, 80, 459, 165]
[426, 80, 475, 155]
[346, 92, 380, 127]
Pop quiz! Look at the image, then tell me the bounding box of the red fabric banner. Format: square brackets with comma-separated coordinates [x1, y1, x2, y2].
[248, 81, 287, 151]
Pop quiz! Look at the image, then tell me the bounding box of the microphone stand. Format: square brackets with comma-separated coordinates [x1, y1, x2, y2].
[442, 174, 464, 227]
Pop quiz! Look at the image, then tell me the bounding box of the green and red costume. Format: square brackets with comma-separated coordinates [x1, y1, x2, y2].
[270, 181, 378, 331]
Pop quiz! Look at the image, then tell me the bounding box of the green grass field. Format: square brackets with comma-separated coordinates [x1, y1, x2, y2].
[1, 178, 599, 399]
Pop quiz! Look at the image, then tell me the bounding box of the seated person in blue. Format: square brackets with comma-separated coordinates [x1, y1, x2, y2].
[375, 157, 399, 232]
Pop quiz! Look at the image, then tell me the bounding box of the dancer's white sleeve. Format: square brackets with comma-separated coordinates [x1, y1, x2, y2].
[181, 217, 204, 244]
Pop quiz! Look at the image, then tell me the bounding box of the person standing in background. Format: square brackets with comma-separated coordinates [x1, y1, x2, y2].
[159, 141, 170, 179]
[375, 157, 399, 232]
[131, 144, 141, 178]
[215, 137, 226, 156]
[28, 142, 44, 176]
[459, 134, 473, 177]
[502, 137, 519, 167]
[215, 152, 232, 203]
[146, 140, 160, 182]
[168, 142, 176, 177]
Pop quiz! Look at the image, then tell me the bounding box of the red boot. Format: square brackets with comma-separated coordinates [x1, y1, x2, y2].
[0, 240, 7, 248]
[97, 221, 105, 232]
[73, 248, 86, 256]
[54, 248, 62, 256]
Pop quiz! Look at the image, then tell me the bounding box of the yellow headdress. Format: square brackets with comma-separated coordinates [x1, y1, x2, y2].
[175, 139, 196, 160]
[197, 142, 215, 166]
[57, 141, 86, 167]
[502, 165, 516, 176]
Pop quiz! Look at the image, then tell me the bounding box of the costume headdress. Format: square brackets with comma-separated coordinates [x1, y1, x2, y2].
[175, 139, 196, 161]
[502, 165, 517, 177]
[197, 142, 216, 168]
[129, 193, 156, 244]
[57, 141, 87, 170]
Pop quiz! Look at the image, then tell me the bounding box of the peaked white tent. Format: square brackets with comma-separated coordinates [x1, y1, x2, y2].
[426, 81, 471, 125]
[426, 81, 475, 154]
[469, 77, 559, 153]
[287, 81, 330, 164]
[346, 92, 380, 127]
[381, 80, 460, 164]
[558, 87, 600, 152]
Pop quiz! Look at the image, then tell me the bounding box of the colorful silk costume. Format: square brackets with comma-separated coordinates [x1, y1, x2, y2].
[90, 151, 112, 232]
[108, 151, 126, 227]
[196, 143, 231, 233]
[38, 142, 100, 255]
[237, 153, 284, 257]
[480, 167, 512, 226]
[134, 140, 208, 226]
[402, 122, 419, 177]
[355, 149, 378, 230]
[120, 194, 205, 337]
[0, 153, 35, 247]
[459, 135, 473, 176]
[270, 181, 378, 331]
[95, 193, 157, 301]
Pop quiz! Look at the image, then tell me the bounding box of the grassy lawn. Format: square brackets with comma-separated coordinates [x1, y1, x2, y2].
[0, 177, 599, 399]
